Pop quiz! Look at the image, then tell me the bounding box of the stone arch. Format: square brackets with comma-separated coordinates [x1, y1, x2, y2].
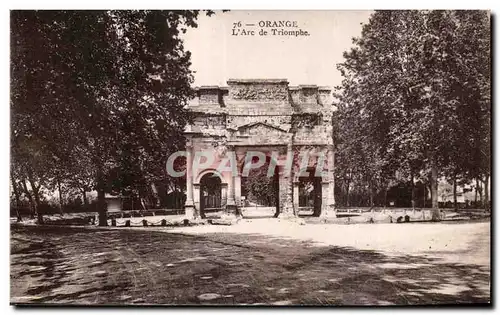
[197, 170, 228, 218]
[194, 168, 226, 185]
[240, 153, 281, 217]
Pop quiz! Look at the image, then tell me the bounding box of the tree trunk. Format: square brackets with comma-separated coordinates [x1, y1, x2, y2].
[384, 186, 388, 208]
[57, 178, 64, 214]
[10, 175, 22, 222]
[26, 171, 43, 224]
[33, 192, 44, 224]
[97, 188, 107, 226]
[140, 197, 147, 210]
[430, 160, 440, 221]
[476, 178, 483, 208]
[174, 181, 179, 209]
[474, 181, 478, 205]
[410, 174, 415, 210]
[96, 172, 108, 226]
[484, 175, 489, 211]
[21, 179, 35, 219]
[452, 175, 458, 210]
[428, 183, 432, 207]
[422, 182, 426, 208]
[346, 181, 350, 207]
[27, 176, 43, 224]
[369, 180, 374, 208]
[151, 182, 159, 208]
[82, 189, 89, 206]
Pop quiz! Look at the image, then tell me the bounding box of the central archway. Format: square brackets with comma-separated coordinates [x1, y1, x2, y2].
[240, 155, 280, 218]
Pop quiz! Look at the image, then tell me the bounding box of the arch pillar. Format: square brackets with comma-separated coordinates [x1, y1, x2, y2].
[193, 183, 201, 213]
[322, 144, 336, 218]
[278, 142, 296, 219]
[293, 180, 300, 214]
[225, 145, 239, 217]
[184, 141, 197, 220]
[235, 175, 242, 206]
[221, 184, 228, 208]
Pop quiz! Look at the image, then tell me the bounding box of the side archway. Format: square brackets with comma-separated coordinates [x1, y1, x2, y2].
[195, 169, 226, 218]
[194, 168, 225, 185]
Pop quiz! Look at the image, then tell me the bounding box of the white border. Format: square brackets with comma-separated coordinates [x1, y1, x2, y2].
[1, 1, 497, 314]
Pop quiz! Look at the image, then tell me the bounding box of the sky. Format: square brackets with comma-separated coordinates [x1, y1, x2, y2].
[182, 10, 373, 88]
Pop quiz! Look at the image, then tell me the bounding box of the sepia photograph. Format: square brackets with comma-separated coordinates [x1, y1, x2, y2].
[9, 9, 491, 306]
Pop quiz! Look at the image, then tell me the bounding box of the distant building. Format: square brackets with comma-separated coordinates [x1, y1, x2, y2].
[438, 179, 483, 208]
[104, 194, 123, 212]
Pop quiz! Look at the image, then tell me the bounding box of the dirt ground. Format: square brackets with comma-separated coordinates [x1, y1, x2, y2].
[10, 220, 490, 306]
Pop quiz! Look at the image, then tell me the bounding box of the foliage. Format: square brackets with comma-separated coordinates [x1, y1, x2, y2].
[335, 10, 491, 213]
[11, 10, 210, 224]
[242, 165, 278, 207]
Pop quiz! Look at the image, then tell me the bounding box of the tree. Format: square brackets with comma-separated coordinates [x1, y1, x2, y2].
[11, 10, 212, 224]
[336, 10, 490, 219]
[243, 163, 278, 207]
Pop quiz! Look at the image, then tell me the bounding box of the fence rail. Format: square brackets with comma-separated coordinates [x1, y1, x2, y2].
[335, 207, 490, 213]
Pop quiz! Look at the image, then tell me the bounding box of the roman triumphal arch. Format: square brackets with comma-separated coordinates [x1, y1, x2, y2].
[183, 79, 335, 220]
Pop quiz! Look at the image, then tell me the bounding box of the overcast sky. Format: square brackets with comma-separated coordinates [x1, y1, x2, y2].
[182, 10, 373, 88]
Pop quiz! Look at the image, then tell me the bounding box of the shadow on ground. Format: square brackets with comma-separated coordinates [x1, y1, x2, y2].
[10, 225, 490, 306]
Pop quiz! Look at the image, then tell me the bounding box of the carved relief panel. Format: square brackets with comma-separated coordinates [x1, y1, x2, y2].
[230, 85, 288, 101]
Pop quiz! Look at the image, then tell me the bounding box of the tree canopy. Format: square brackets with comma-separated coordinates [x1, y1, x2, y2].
[11, 10, 211, 224]
[335, 10, 490, 218]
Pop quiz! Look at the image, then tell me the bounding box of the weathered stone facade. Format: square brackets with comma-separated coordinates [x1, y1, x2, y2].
[184, 79, 335, 219]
